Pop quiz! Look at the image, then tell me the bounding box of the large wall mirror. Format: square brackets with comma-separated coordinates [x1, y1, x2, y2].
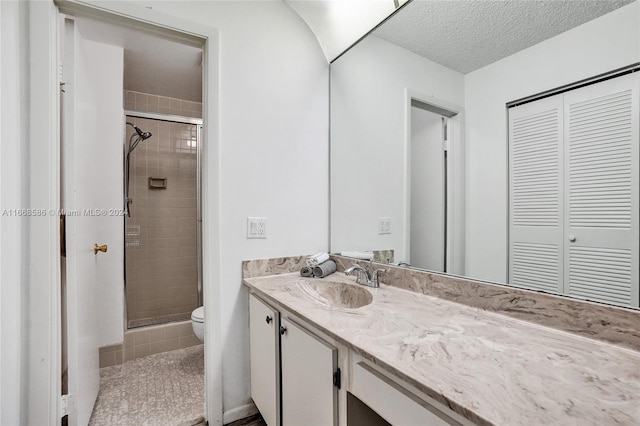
[330, 0, 640, 309]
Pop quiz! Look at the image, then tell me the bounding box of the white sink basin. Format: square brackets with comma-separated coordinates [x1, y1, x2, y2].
[299, 280, 373, 309]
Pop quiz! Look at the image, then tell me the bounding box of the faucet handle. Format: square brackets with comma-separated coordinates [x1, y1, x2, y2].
[372, 268, 385, 286]
[356, 269, 370, 285]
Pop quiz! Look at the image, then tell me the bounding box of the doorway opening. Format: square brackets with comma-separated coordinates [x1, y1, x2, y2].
[409, 105, 449, 272]
[404, 93, 464, 276]
[58, 7, 208, 425]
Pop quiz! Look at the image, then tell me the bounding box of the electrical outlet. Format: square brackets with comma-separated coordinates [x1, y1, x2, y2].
[247, 217, 267, 239]
[378, 217, 391, 235]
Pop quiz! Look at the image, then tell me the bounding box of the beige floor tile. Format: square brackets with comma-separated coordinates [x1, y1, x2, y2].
[89, 345, 204, 426]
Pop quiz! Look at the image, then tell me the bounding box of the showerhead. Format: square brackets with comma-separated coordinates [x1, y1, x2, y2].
[127, 122, 152, 140]
[126, 122, 152, 153]
[135, 126, 152, 140]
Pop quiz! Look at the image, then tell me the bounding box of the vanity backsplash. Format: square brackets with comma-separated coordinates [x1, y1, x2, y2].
[243, 254, 640, 352]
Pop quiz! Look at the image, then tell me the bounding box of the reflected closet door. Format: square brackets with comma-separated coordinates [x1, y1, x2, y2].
[563, 73, 639, 308]
[509, 94, 565, 294]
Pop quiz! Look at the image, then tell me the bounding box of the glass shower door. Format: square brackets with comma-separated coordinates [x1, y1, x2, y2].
[125, 116, 200, 328]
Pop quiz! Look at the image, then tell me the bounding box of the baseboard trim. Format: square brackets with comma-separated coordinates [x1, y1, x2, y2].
[223, 402, 258, 425]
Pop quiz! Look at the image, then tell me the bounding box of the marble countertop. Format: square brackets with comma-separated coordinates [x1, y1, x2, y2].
[243, 272, 640, 426]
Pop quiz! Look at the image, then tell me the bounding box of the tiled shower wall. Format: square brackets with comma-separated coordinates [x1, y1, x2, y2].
[124, 90, 202, 118]
[125, 93, 200, 327]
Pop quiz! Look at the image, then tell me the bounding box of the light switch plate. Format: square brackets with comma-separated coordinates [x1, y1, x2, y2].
[247, 217, 267, 239]
[378, 217, 391, 235]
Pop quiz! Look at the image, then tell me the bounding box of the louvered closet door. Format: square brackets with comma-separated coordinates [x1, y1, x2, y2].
[564, 73, 639, 308]
[509, 95, 564, 293]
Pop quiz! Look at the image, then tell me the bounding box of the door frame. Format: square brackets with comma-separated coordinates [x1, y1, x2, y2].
[403, 89, 465, 275]
[32, 1, 223, 424]
[26, 2, 62, 425]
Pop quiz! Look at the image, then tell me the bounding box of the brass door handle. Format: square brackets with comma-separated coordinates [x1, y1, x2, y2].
[94, 244, 108, 254]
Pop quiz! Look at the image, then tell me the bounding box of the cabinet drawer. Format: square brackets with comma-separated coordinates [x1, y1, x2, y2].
[352, 362, 463, 426]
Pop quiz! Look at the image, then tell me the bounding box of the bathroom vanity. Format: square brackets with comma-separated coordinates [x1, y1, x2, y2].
[243, 256, 640, 426]
[248, 287, 467, 426]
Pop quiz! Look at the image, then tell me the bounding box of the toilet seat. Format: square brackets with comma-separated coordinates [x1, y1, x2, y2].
[191, 306, 204, 323]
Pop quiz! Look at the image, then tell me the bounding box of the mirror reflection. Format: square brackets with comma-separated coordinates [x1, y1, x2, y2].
[330, 0, 640, 309]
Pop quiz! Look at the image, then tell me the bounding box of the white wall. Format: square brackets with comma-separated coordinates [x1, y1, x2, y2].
[0, 2, 29, 424]
[464, 2, 640, 283]
[331, 35, 464, 263]
[78, 37, 125, 347]
[208, 3, 328, 419]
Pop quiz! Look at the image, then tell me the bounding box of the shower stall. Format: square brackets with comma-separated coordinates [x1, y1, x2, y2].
[124, 112, 202, 329]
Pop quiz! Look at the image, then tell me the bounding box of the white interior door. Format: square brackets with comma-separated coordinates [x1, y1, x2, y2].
[563, 73, 639, 308]
[410, 107, 445, 271]
[62, 17, 123, 424]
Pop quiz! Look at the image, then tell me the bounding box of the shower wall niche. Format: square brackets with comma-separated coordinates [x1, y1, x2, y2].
[125, 102, 201, 328]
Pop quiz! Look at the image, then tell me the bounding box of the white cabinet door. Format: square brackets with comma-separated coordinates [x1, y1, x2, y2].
[281, 318, 338, 426]
[563, 73, 639, 307]
[249, 295, 280, 426]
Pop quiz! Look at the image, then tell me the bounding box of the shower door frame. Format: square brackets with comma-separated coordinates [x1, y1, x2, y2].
[123, 110, 204, 329]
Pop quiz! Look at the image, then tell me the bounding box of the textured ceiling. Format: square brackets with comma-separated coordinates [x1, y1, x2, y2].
[373, 0, 635, 74]
[75, 16, 202, 102]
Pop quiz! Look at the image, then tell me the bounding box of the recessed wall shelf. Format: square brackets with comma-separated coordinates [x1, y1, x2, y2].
[148, 176, 168, 189]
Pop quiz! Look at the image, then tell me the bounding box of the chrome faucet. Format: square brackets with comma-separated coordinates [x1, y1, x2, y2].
[344, 262, 385, 288]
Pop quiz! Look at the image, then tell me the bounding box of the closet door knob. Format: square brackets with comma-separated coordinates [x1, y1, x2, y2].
[280, 326, 287, 335]
[569, 235, 576, 242]
[265, 315, 272, 324]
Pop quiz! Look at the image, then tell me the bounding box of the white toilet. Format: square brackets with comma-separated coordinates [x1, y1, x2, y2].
[191, 306, 204, 342]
